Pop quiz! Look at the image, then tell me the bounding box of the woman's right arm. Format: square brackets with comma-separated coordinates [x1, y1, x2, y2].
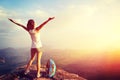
[8, 18, 28, 31]
[36, 17, 55, 31]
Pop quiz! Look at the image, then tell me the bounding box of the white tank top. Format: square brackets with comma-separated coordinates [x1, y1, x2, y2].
[29, 29, 42, 48]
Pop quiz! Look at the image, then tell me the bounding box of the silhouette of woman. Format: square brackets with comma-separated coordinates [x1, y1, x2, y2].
[8, 17, 55, 78]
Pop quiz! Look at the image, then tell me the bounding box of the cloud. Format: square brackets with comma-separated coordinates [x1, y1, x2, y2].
[98, 0, 118, 4]
[42, 0, 120, 51]
[27, 10, 49, 18]
[0, 7, 8, 19]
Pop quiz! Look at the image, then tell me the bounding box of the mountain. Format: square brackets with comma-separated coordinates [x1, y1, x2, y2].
[0, 47, 81, 74]
[0, 48, 29, 75]
[63, 60, 120, 80]
[1, 47, 120, 80]
[0, 65, 87, 80]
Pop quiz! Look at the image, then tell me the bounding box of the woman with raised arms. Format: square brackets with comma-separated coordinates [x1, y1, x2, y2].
[8, 17, 55, 78]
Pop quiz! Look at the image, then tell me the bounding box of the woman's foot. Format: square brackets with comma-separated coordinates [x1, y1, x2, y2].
[24, 70, 30, 75]
[37, 73, 41, 78]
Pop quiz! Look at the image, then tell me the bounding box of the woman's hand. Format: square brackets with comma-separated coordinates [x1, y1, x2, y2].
[48, 17, 55, 21]
[8, 18, 15, 23]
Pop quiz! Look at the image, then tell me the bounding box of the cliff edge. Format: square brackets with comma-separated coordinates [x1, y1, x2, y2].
[0, 65, 87, 80]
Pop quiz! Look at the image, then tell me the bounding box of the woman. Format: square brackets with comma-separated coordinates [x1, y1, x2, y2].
[8, 17, 55, 78]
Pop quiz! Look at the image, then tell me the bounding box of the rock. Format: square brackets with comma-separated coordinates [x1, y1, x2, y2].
[0, 65, 87, 80]
[0, 57, 5, 63]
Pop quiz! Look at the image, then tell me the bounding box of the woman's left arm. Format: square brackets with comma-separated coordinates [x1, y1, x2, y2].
[8, 18, 28, 31]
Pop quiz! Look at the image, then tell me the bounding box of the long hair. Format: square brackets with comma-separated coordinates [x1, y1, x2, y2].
[27, 19, 35, 31]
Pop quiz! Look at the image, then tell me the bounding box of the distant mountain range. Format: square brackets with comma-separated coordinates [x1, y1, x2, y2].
[0, 47, 77, 75]
[0, 47, 120, 80]
[0, 48, 29, 75]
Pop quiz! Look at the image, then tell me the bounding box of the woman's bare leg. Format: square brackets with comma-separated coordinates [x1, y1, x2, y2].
[25, 50, 36, 73]
[36, 51, 42, 77]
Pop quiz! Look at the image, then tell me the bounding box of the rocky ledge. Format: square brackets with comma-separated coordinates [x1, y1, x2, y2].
[0, 65, 87, 80]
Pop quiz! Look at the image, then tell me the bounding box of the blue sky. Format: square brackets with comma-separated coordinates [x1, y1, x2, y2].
[0, 0, 81, 10]
[0, 0, 120, 53]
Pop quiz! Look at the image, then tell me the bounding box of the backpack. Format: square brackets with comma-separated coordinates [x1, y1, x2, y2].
[46, 59, 56, 78]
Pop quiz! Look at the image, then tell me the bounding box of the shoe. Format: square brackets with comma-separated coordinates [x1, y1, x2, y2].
[24, 70, 30, 75]
[37, 74, 41, 78]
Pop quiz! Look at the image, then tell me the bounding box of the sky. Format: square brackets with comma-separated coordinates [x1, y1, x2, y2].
[0, 0, 120, 53]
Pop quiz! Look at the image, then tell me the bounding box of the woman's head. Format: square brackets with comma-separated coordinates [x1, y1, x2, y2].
[27, 19, 35, 31]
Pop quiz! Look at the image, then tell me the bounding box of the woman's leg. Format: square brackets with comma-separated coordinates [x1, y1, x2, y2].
[25, 48, 36, 73]
[36, 51, 42, 77]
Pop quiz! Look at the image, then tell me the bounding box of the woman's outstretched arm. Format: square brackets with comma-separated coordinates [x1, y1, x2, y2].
[36, 17, 55, 31]
[8, 18, 28, 31]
